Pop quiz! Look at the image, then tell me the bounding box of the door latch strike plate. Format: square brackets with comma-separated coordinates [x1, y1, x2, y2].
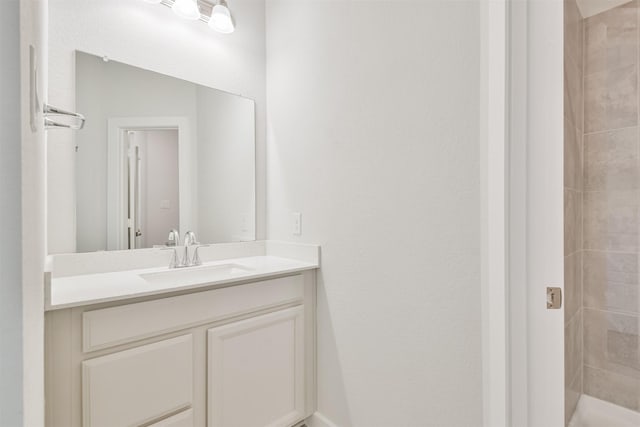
[547, 287, 562, 309]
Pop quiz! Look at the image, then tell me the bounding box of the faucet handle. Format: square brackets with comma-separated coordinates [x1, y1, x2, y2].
[183, 231, 197, 246]
[166, 229, 180, 247]
[161, 246, 180, 268]
[192, 244, 210, 266]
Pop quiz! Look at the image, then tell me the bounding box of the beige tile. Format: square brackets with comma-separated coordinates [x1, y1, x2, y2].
[584, 64, 638, 133]
[585, 4, 638, 76]
[565, 309, 583, 385]
[564, 0, 583, 134]
[583, 251, 639, 314]
[565, 252, 583, 322]
[584, 365, 640, 411]
[583, 190, 639, 251]
[565, 119, 583, 191]
[584, 127, 639, 191]
[584, 308, 640, 379]
[565, 189, 583, 255]
[565, 367, 582, 427]
[565, 0, 584, 67]
[565, 53, 584, 132]
[608, 329, 639, 371]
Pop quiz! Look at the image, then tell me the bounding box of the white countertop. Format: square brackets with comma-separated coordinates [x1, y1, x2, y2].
[46, 255, 318, 311]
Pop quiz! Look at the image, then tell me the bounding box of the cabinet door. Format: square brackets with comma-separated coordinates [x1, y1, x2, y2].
[82, 335, 193, 427]
[208, 306, 305, 427]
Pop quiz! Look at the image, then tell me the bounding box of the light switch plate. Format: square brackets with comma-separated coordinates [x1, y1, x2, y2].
[292, 212, 302, 235]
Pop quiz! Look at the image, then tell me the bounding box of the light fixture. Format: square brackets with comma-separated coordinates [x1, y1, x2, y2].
[208, 0, 235, 34]
[142, 0, 236, 34]
[172, 0, 200, 20]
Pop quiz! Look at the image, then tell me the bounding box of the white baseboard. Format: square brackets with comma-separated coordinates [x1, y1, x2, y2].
[306, 412, 340, 427]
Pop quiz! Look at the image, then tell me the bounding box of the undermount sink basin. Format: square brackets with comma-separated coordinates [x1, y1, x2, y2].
[139, 263, 253, 286]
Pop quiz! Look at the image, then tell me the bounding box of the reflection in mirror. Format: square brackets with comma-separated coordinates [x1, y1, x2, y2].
[75, 51, 255, 252]
[125, 129, 179, 249]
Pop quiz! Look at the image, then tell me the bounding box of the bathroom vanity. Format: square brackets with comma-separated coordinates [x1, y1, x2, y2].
[45, 242, 318, 427]
[43, 8, 304, 424]
[38, 0, 320, 425]
[42, 45, 314, 426]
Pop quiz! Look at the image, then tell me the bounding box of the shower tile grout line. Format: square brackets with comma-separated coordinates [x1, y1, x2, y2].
[565, 305, 583, 328]
[582, 363, 640, 380]
[583, 124, 640, 137]
[580, 4, 586, 403]
[581, 305, 640, 318]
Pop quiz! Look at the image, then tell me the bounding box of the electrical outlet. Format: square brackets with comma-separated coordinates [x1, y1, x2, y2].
[292, 212, 302, 235]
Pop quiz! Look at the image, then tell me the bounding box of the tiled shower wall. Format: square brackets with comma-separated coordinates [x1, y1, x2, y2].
[564, 0, 584, 423]
[582, 1, 640, 411]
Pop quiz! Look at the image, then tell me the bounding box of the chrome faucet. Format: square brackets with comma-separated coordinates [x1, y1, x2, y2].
[192, 244, 208, 266]
[166, 229, 180, 247]
[181, 231, 197, 267]
[163, 246, 180, 269]
[183, 231, 197, 246]
[163, 230, 208, 268]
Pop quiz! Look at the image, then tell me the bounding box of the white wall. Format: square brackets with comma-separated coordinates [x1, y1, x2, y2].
[20, 0, 48, 425]
[265, 1, 483, 426]
[0, 1, 23, 425]
[197, 88, 256, 242]
[48, 0, 266, 253]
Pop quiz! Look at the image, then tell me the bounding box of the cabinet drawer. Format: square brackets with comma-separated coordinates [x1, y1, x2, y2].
[82, 335, 193, 427]
[83, 275, 303, 352]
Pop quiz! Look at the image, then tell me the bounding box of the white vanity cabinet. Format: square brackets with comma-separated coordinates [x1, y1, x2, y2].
[45, 271, 316, 427]
[207, 307, 305, 427]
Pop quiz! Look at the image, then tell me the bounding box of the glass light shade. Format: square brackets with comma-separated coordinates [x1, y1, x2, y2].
[172, 0, 200, 20]
[209, 4, 235, 34]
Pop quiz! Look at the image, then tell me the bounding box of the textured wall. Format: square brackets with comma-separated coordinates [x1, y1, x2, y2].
[20, 0, 48, 423]
[582, 1, 640, 411]
[266, 1, 483, 425]
[0, 0, 23, 425]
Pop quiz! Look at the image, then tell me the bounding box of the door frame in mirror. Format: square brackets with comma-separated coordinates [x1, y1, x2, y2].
[107, 117, 194, 250]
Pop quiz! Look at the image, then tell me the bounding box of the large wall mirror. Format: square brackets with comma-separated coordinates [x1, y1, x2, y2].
[75, 51, 256, 252]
